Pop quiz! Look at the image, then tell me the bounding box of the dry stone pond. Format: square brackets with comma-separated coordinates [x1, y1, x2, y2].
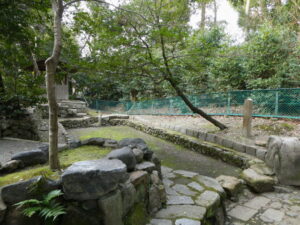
[68, 126, 242, 178]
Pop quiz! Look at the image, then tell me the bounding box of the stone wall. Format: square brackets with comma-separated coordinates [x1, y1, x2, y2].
[0, 112, 39, 141]
[0, 138, 165, 225]
[39, 100, 87, 119]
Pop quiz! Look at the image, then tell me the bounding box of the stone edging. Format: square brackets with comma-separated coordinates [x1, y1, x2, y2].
[109, 119, 263, 169]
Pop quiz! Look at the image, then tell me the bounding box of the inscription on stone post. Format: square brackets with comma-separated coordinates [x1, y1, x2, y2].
[243, 98, 253, 138]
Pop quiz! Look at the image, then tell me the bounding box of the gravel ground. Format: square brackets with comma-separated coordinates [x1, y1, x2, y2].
[0, 138, 45, 164]
[131, 115, 300, 146]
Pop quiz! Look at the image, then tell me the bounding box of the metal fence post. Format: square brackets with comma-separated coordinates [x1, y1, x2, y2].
[275, 91, 279, 115]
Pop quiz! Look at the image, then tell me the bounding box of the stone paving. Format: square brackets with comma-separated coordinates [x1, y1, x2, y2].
[149, 167, 226, 225]
[226, 186, 300, 225]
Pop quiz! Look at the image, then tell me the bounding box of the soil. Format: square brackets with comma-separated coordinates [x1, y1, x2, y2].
[131, 115, 300, 146]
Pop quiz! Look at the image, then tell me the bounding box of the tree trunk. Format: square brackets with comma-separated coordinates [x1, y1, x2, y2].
[45, 0, 64, 170]
[130, 89, 138, 102]
[245, 0, 251, 15]
[158, 29, 227, 130]
[165, 76, 227, 130]
[200, 2, 206, 29]
[0, 72, 5, 94]
[213, 0, 217, 24]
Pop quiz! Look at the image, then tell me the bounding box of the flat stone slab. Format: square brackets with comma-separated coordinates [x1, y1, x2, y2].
[175, 218, 201, 225]
[195, 190, 220, 208]
[155, 205, 206, 220]
[244, 196, 271, 209]
[241, 168, 275, 193]
[172, 184, 197, 196]
[62, 159, 128, 200]
[228, 205, 258, 222]
[188, 182, 204, 192]
[167, 195, 194, 205]
[150, 219, 172, 225]
[196, 175, 225, 195]
[174, 170, 198, 178]
[135, 161, 156, 173]
[260, 208, 284, 223]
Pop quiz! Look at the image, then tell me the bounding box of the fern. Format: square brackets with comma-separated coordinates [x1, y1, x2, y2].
[14, 189, 66, 222]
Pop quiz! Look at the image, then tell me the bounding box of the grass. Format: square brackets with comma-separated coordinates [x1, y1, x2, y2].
[0, 146, 110, 187]
[79, 126, 139, 141]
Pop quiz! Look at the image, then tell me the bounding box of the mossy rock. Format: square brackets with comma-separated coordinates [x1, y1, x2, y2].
[124, 203, 149, 225]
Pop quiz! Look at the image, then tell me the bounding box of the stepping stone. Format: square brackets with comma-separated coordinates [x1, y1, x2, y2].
[175, 218, 201, 225]
[165, 186, 179, 196]
[228, 205, 258, 222]
[244, 196, 271, 210]
[150, 219, 172, 225]
[172, 184, 196, 196]
[195, 190, 220, 208]
[216, 175, 243, 198]
[174, 170, 198, 178]
[241, 168, 275, 193]
[187, 182, 204, 192]
[163, 179, 174, 187]
[260, 208, 284, 223]
[167, 195, 194, 205]
[155, 205, 206, 220]
[196, 175, 225, 195]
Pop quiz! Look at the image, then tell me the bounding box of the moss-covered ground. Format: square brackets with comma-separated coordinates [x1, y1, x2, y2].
[71, 126, 241, 178]
[0, 146, 110, 187]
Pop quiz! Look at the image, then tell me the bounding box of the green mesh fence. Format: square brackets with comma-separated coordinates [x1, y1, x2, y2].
[88, 88, 300, 119]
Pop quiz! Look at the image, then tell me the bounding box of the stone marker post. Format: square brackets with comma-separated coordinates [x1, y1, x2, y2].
[243, 98, 253, 138]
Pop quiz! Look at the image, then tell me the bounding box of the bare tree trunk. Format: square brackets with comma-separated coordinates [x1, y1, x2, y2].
[45, 0, 64, 170]
[213, 0, 217, 24]
[31, 51, 41, 77]
[158, 30, 227, 130]
[200, 2, 206, 29]
[245, 0, 251, 15]
[0, 72, 5, 94]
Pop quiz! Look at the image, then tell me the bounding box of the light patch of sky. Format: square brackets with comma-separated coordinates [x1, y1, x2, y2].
[65, 0, 245, 55]
[189, 0, 245, 43]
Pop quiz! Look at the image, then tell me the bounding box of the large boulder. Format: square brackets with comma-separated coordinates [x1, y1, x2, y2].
[62, 159, 128, 200]
[265, 136, 300, 186]
[1, 176, 61, 205]
[11, 150, 47, 167]
[107, 147, 136, 171]
[0, 160, 23, 174]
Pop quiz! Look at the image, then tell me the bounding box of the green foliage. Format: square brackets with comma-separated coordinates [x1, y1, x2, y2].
[14, 189, 66, 222]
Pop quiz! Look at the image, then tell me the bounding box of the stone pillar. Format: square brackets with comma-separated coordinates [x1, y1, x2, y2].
[243, 98, 253, 138]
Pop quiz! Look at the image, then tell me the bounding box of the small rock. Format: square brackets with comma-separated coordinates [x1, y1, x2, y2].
[255, 140, 267, 147]
[132, 148, 144, 163]
[0, 160, 23, 173]
[103, 139, 119, 148]
[129, 171, 149, 186]
[107, 147, 136, 171]
[151, 171, 162, 185]
[216, 175, 243, 199]
[228, 205, 258, 222]
[149, 185, 162, 214]
[155, 205, 206, 220]
[0, 197, 6, 224]
[81, 137, 106, 146]
[120, 182, 136, 216]
[241, 168, 275, 193]
[196, 175, 225, 196]
[136, 162, 156, 173]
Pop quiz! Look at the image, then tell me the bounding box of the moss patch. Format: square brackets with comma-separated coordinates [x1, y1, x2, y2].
[124, 202, 149, 225]
[0, 146, 110, 187]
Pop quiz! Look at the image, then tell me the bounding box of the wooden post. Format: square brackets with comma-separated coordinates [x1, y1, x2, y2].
[243, 98, 253, 138]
